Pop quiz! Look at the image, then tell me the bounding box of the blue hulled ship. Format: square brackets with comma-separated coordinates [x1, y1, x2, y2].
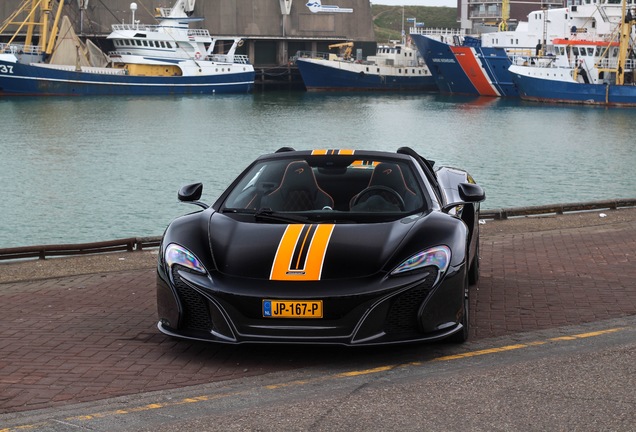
[0, 0, 254, 96]
[295, 41, 437, 92]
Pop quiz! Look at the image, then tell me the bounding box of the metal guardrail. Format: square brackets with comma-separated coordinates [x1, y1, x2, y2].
[480, 198, 636, 220]
[0, 237, 161, 261]
[1, 199, 635, 262]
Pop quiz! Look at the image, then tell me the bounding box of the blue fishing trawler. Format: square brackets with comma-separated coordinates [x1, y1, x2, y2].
[411, 0, 633, 98]
[0, 0, 254, 96]
[294, 41, 437, 92]
[509, 31, 636, 106]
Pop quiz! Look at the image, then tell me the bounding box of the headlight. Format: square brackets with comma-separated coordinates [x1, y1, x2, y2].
[165, 243, 207, 274]
[391, 245, 451, 276]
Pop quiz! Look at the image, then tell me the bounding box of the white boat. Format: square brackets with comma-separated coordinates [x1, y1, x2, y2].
[294, 41, 437, 92]
[0, 0, 255, 96]
[411, 0, 636, 97]
[509, 1, 636, 106]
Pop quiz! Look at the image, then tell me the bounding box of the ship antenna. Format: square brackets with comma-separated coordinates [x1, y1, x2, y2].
[130, 2, 138, 26]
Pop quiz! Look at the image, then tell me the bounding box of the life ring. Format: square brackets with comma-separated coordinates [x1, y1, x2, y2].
[194, 52, 201, 60]
[237, 39, 244, 47]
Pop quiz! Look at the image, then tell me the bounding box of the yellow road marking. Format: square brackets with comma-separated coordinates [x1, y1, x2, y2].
[2, 326, 626, 432]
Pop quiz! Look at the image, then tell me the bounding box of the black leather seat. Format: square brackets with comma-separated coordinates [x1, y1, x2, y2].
[369, 163, 416, 196]
[350, 162, 418, 210]
[262, 161, 334, 211]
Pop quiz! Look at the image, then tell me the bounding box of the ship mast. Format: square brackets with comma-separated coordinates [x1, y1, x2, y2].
[498, 0, 509, 32]
[0, 0, 65, 54]
[615, 0, 635, 85]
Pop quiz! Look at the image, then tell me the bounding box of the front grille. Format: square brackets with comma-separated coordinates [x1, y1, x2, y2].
[172, 266, 212, 331]
[385, 271, 437, 336]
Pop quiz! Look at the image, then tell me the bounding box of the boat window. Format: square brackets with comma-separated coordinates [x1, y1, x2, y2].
[587, 48, 594, 56]
[135, 40, 141, 46]
[142, 41, 148, 47]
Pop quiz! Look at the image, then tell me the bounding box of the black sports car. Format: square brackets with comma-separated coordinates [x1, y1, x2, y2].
[156, 147, 485, 345]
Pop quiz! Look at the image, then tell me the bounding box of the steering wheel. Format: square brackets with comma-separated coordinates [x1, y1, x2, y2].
[351, 186, 405, 211]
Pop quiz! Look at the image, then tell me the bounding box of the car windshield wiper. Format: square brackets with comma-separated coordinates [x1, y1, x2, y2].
[222, 207, 309, 224]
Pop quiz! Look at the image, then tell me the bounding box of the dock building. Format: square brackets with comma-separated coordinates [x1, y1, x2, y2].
[1, 0, 376, 70]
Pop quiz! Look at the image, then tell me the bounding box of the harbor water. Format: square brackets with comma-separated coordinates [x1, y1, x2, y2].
[1, 92, 635, 248]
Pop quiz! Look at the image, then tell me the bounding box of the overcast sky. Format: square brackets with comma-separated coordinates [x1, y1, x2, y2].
[371, 1, 457, 7]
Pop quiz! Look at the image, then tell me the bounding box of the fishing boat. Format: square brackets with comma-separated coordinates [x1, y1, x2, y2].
[0, 0, 255, 96]
[410, 33, 517, 97]
[294, 41, 437, 92]
[410, 0, 634, 98]
[509, 3, 636, 106]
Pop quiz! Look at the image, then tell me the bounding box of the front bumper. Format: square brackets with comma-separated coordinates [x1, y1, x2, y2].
[156, 263, 466, 346]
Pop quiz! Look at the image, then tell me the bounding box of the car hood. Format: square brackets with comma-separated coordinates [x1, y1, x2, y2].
[208, 213, 420, 280]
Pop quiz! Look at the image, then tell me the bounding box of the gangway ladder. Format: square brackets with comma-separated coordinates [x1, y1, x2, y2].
[597, 2, 611, 23]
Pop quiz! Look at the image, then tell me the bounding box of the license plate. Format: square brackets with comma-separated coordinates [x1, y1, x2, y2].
[263, 300, 323, 318]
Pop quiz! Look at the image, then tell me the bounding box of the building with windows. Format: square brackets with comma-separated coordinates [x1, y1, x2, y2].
[457, 0, 565, 33]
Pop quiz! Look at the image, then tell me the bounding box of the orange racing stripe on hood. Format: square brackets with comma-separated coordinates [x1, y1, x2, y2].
[270, 224, 335, 280]
[311, 149, 355, 155]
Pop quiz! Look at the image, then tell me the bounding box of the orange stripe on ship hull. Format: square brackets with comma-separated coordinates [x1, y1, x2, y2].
[270, 224, 335, 281]
[451, 46, 500, 97]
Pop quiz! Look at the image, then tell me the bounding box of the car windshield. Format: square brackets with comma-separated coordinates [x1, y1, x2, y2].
[221, 155, 428, 220]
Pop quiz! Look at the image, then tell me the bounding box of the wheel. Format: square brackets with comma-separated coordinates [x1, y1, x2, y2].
[448, 277, 469, 343]
[351, 186, 405, 211]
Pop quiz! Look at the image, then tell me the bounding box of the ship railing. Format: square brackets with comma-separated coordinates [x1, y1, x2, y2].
[0, 42, 42, 55]
[409, 27, 465, 37]
[188, 29, 211, 38]
[596, 57, 635, 70]
[209, 54, 251, 64]
[293, 50, 331, 61]
[510, 54, 559, 68]
[112, 24, 160, 32]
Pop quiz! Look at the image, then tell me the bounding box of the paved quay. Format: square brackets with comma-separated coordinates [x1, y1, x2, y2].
[1, 208, 635, 415]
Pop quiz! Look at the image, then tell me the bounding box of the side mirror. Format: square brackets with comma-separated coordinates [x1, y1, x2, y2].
[178, 183, 203, 202]
[442, 183, 486, 214]
[458, 183, 486, 203]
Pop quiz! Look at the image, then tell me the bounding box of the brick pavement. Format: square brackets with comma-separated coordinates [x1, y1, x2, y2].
[1, 210, 635, 414]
